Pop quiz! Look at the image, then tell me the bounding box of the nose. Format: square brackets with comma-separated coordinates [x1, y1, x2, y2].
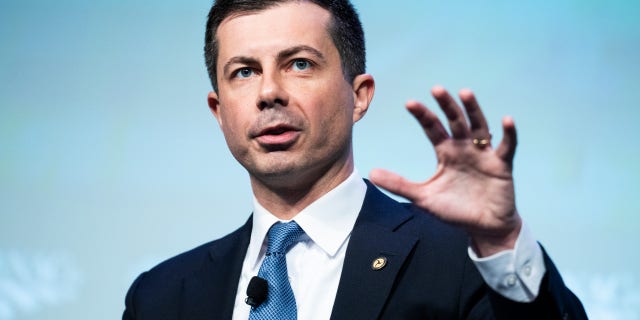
[256, 70, 289, 110]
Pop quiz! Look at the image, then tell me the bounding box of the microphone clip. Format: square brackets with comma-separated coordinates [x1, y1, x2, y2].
[245, 276, 268, 308]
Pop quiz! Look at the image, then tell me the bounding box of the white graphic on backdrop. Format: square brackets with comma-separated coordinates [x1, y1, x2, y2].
[565, 272, 640, 320]
[0, 251, 83, 319]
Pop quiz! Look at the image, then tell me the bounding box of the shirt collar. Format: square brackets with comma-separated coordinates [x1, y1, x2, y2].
[246, 170, 367, 270]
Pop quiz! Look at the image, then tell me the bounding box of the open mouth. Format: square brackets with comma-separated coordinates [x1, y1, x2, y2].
[260, 125, 293, 136]
[254, 125, 301, 149]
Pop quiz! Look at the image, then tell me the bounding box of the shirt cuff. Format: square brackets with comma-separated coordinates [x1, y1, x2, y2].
[467, 223, 546, 302]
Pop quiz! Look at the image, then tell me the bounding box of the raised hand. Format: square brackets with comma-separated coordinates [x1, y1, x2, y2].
[369, 85, 521, 257]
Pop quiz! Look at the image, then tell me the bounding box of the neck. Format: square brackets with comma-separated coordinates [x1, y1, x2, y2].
[250, 159, 354, 220]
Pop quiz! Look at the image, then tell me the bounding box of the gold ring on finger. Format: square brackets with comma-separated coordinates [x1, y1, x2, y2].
[472, 136, 491, 148]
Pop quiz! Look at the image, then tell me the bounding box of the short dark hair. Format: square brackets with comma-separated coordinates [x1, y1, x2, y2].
[204, 0, 366, 92]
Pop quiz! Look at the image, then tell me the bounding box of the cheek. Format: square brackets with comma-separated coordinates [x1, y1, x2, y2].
[218, 110, 247, 146]
[313, 99, 354, 141]
[327, 89, 355, 126]
[217, 95, 250, 133]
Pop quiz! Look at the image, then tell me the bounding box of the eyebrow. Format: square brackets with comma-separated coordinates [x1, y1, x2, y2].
[223, 56, 259, 77]
[222, 45, 327, 76]
[277, 45, 326, 64]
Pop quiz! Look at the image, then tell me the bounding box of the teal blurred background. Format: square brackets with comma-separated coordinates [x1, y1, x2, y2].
[1, 0, 639, 319]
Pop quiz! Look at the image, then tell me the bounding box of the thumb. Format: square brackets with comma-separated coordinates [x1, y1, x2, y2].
[369, 168, 421, 202]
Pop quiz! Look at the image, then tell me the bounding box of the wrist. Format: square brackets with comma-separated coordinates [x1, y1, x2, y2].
[470, 214, 522, 257]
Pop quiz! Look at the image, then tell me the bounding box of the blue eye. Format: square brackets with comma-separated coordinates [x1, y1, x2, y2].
[235, 68, 254, 78]
[292, 59, 311, 71]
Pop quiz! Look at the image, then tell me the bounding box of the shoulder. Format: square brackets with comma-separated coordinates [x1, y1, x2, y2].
[123, 219, 252, 319]
[146, 220, 250, 281]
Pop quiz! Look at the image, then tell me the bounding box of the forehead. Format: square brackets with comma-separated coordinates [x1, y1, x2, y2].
[216, 2, 334, 60]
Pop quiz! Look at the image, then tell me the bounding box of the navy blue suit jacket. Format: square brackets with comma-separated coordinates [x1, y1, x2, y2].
[123, 181, 587, 319]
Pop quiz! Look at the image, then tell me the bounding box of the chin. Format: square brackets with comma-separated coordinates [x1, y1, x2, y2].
[247, 157, 302, 178]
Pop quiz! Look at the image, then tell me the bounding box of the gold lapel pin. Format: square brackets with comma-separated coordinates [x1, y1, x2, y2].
[371, 257, 387, 270]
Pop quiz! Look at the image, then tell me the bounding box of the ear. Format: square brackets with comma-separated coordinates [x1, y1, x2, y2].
[207, 91, 223, 127]
[351, 74, 375, 123]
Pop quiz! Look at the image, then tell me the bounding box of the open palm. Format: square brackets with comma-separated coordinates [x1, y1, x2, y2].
[370, 86, 522, 256]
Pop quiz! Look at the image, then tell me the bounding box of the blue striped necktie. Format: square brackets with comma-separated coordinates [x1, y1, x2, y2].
[249, 221, 304, 320]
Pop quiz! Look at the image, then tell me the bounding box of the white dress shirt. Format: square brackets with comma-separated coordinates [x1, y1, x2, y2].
[232, 170, 544, 319]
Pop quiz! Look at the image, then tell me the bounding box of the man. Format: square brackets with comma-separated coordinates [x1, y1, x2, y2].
[123, 0, 587, 319]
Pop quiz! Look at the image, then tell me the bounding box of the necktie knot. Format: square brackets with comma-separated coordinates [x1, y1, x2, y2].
[266, 221, 303, 255]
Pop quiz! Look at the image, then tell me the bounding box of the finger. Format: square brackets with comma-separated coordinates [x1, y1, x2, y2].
[495, 116, 517, 163]
[458, 89, 490, 135]
[432, 85, 470, 139]
[406, 100, 449, 146]
[369, 168, 422, 202]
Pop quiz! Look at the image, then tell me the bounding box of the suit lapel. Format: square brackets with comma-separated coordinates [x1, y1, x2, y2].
[331, 182, 418, 320]
[181, 217, 252, 320]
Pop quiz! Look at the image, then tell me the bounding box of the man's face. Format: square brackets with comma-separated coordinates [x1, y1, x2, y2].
[209, 2, 373, 188]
